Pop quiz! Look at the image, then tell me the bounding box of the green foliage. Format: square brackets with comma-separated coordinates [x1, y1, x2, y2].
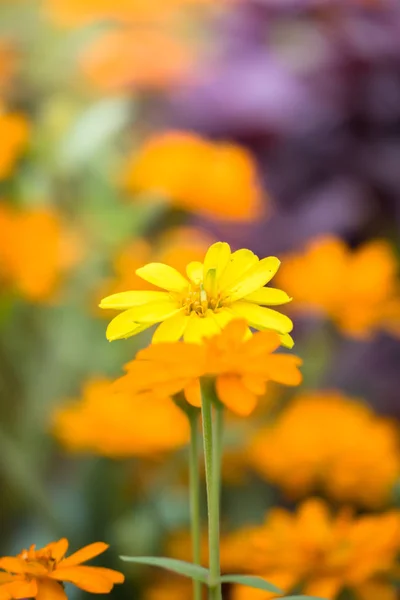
[120, 556, 210, 584]
[219, 574, 283, 594]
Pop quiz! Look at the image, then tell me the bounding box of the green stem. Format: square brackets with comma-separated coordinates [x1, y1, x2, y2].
[188, 412, 202, 600]
[201, 383, 223, 600]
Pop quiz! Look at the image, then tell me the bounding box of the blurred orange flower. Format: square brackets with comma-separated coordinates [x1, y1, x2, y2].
[98, 227, 214, 307]
[117, 320, 302, 416]
[81, 27, 193, 91]
[248, 391, 400, 508]
[0, 205, 79, 302]
[0, 109, 29, 180]
[0, 538, 124, 600]
[52, 378, 190, 457]
[224, 499, 400, 600]
[277, 236, 400, 337]
[123, 131, 263, 221]
[0, 41, 18, 93]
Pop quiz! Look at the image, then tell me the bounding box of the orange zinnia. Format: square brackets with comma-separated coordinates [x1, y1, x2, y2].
[0, 538, 124, 600]
[0, 109, 29, 180]
[277, 236, 400, 338]
[117, 320, 302, 416]
[52, 378, 190, 457]
[123, 131, 263, 221]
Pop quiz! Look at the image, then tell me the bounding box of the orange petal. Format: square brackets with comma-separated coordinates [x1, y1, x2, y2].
[216, 374, 258, 416]
[47, 538, 69, 562]
[59, 542, 108, 568]
[241, 375, 266, 395]
[7, 578, 38, 600]
[36, 578, 67, 600]
[264, 355, 302, 386]
[0, 557, 47, 576]
[51, 565, 124, 592]
[305, 577, 341, 599]
[184, 379, 201, 407]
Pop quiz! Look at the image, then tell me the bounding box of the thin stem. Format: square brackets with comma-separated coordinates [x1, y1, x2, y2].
[201, 382, 223, 600]
[188, 411, 202, 600]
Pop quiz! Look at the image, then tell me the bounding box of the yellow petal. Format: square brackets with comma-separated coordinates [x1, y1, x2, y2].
[99, 290, 171, 310]
[116, 299, 181, 323]
[106, 310, 153, 341]
[230, 301, 293, 334]
[244, 287, 292, 306]
[227, 257, 281, 301]
[279, 333, 294, 348]
[136, 262, 189, 292]
[186, 261, 203, 284]
[203, 242, 231, 294]
[152, 310, 190, 342]
[210, 308, 236, 329]
[218, 248, 259, 292]
[183, 311, 221, 343]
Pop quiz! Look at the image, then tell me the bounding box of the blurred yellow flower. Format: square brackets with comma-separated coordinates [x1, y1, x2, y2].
[123, 131, 263, 221]
[0, 205, 80, 302]
[0, 108, 29, 180]
[277, 236, 400, 337]
[224, 498, 400, 600]
[117, 320, 302, 416]
[52, 378, 190, 457]
[0, 538, 124, 600]
[249, 391, 400, 508]
[98, 227, 214, 307]
[80, 27, 193, 91]
[100, 241, 293, 345]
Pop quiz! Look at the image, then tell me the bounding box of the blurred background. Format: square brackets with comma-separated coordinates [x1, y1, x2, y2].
[1, 1, 400, 599]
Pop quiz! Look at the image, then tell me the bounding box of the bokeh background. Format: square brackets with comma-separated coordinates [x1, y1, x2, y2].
[1, 1, 400, 599]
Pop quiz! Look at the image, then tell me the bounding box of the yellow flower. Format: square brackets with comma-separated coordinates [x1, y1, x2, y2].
[223, 499, 400, 600]
[100, 241, 294, 346]
[248, 391, 400, 508]
[52, 379, 190, 457]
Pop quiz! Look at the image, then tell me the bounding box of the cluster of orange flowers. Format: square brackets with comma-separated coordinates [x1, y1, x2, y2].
[0, 108, 29, 180]
[278, 236, 400, 338]
[123, 131, 263, 222]
[0, 538, 124, 600]
[0, 204, 79, 302]
[223, 498, 400, 600]
[44, 0, 217, 92]
[249, 391, 400, 508]
[53, 378, 190, 457]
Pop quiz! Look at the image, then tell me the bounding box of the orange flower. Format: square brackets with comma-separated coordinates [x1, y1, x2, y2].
[277, 236, 400, 337]
[0, 40, 18, 94]
[52, 378, 190, 457]
[98, 227, 214, 309]
[123, 131, 263, 221]
[80, 26, 193, 91]
[223, 499, 400, 600]
[0, 538, 124, 600]
[0, 205, 80, 302]
[248, 391, 400, 508]
[117, 320, 302, 416]
[0, 109, 29, 180]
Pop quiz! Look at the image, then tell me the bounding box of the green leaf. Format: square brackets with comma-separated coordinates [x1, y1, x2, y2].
[219, 574, 283, 594]
[120, 556, 210, 583]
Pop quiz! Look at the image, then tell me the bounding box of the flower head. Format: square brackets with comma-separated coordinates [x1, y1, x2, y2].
[249, 391, 400, 508]
[123, 132, 263, 221]
[0, 205, 80, 302]
[223, 499, 400, 600]
[0, 538, 124, 600]
[117, 320, 302, 416]
[100, 241, 294, 346]
[277, 236, 400, 338]
[0, 108, 29, 180]
[52, 379, 189, 457]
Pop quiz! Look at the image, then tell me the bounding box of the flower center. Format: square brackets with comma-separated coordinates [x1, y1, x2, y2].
[182, 283, 222, 316]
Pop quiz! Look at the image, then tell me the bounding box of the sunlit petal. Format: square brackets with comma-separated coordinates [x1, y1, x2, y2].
[152, 310, 190, 342]
[230, 301, 293, 334]
[244, 287, 292, 306]
[228, 257, 281, 301]
[99, 290, 171, 310]
[136, 262, 189, 292]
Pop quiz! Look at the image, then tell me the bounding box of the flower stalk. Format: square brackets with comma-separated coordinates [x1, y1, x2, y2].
[188, 410, 202, 600]
[201, 381, 223, 600]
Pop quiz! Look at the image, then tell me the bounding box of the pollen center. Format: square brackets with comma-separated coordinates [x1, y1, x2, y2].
[182, 284, 221, 316]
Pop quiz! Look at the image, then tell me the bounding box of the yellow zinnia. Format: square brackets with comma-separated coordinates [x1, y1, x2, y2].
[99, 242, 294, 346]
